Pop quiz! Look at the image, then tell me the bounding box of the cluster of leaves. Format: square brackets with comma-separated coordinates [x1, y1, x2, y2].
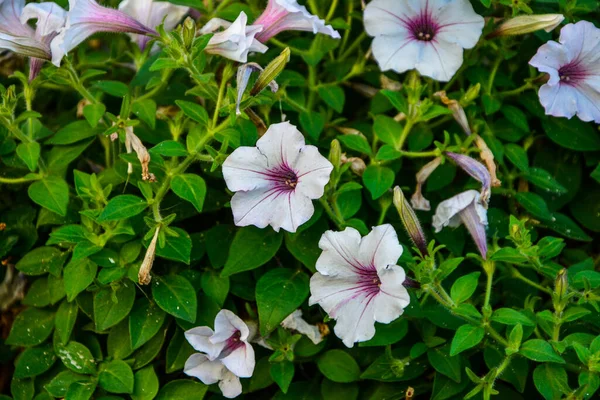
[1, 0, 600, 399]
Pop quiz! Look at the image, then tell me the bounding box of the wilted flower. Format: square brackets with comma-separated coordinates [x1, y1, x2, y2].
[112, 126, 155, 182]
[51, 0, 157, 66]
[253, 0, 340, 43]
[446, 152, 491, 206]
[411, 157, 442, 211]
[363, 0, 484, 81]
[489, 14, 564, 38]
[309, 225, 410, 348]
[138, 225, 159, 285]
[281, 309, 323, 345]
[434, 90, 471, 135]
[185, 310, 255, 398]
[432, 190, 488, 259]
[200, 12, 268, 63]
[119, 0, 188, 50]
[222, 121, 333, 233]
[474, 135, 501, 187]
[529, 21, 600, 123]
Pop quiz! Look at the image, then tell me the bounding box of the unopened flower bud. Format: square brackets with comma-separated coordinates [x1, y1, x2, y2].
[555, 268, 568, 299]
[139, 226, 160, 285]
[489, 14, 564, 38]
[393, 186, 428, 256]
[434, 91, 471, 135]
[390, 358, 405, 378]
[183, 17, 196, 49]
[251, 47, 289, 96]
[329, 139, 342, 168]
[463, 83, 481, 104]
[341, 155, 366, 176]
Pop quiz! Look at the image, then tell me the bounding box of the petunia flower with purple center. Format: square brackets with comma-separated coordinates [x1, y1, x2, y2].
[529, 21, 600, 123]
[363, 0, 484, 82]
[222, 121, 333, 233]
[309, 224, 410, 348]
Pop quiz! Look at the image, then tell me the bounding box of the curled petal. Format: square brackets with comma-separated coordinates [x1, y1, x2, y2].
[459, 200, 488, 259]
[432, 190, 480, 232]
[446, 152, 491, 206]
[204, 12, 267, 63]
[212, 309, 250, 343]
[185, 326, 224, 361]
[220, 343, 255, 378]
[281, 310, 323, 344]
[184, 353, 226, 385]
[411, 157, 442, 211]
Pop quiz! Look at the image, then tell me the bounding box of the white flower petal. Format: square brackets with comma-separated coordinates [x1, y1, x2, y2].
[358, 224, 403, 271]
[221, 343, 255, 378]
[0, 0, 33, 37]
[537, 83, 579, 120]
[435, 0, 484, 48]
[222, 147, 272, 192]
[293, 146, 333, 199]
[370, 33, 420, 74]
[255, 121, 306, 167]
[529, 41, 567, 85]
[184, 353, 226, 385]
[205, 12, 266, 63]
[184, 326, 224, 361]
[219, 370, 243, 399]
[432, 190, 480, 232]
[375, 265, 410, 323]
[363, 0, 417, 37]
[315, 228, 362, 277]
[212, 309, 250, 343]
[574, 82, 600, 123]
[281, 310, 323, 344]
[416, 40, 463, 82]
[332, 292, 378, 348]
[21, 2, 67, 39]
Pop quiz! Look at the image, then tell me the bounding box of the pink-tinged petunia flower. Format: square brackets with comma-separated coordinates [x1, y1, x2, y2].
[200, 12, 268, 63]
[51, 0, 157, 66]
[432, 190, 488, 259]
[363, 0, 484, 81]
[119, 0, 188, 51]
[222, 121, 333, 233]
[184, 310, 255, 399]
[252, 0, 340, 43]
[309, 225, 410, 348]
[529, 21, 600, 123]
[446, 152, 491, 207]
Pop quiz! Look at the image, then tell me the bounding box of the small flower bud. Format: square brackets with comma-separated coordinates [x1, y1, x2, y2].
[329, 139, 342, 169]
[139, 226, 160, 285]
[555, 268, 568, 299]
[463, 83, 481, 104]
[390, 358, 405, 378]
[183, 17, 196, 49]
[489, 14, 564, 38]
[393, 186, 428, 256]
[251, 47, 289, 96]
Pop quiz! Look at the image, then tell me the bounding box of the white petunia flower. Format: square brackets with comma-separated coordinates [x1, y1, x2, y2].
[432, 190, 488, 258]
[222, 121, 333, 233]
[253, 0, 340, 43]
[529, 21, 600, 123]
[119, 0, 188, 51]
[281, 309, 323, 345]
[363, 0, 485, 81]
[309, 224, 410, 348]
[184, 310, 255, 399]
[200, 12, 268, 63]
[51, 0, 156, 66]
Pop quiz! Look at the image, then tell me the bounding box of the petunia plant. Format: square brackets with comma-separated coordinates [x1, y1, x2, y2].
[1, 0, 600, 399]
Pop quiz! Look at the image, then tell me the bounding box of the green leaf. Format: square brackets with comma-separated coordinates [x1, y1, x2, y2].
[380, 90, 408, 113]
[201, 270, 229, 307]
[150, 140, 187, 157]
[165, 328, 195, 373]
[94, 80, 129, 97]
[65, 381, 96, 400]
[337, 134, 372, 155]
[504, 144, 529, 172]
[99, 195, 148, 221]
[450, 271, 480, 304]
[94, 282, 136, 331]
[46, 121, 96, 145]
[299, 111, 325, 140]
[132, 366, 159, 400]
[6, 308, 55, 346]
[156, 380, 208, 400]
[171, 174, 207, 213]
[98, 360, 134, 394]
[222, 227, 283, 277]
[16, 142, 40, 171]
[544, 212, 592, 242]
[363, 166, 394, 200]
[132, 99, 157, 129]
[28, 177, 69, 216]
[515, 192, 553, 220]
[570, 190, 600, 232]
[502, 105, 529, 132]
[524, 168, 567, 194]
[317, 86, 345, 113]
[317, 350, 361, 383]
[151, 226, 192, 264]
[56, 341, 97, 374]
[373, 115, 401, 147]
[64, 258, 97, 301]
[83, 104, 106, 128]
[150, 57, 179, 71]
[55, 299, 79, 344]
[450, 324, 485, 356]
[47, 224, 88, 246]
[175, 100, 209, 127]
[152, 275, 197, 322]
[129, 297, 167, 350]
[427, 345, 462, 383]
[543, 118, 600, 151]
[13, 344, 56, 378]
[271, 361, 295, 394]
[359, 318, 408, 347]
[16, 246, 64, 276]
[44, 371, 88, 398]
[533, 364, 570, 400]
[491, 247, 528, 263]
[491, 308, 535, 326]
[256, 268, 309, 336]
[520, 339, 565, 363]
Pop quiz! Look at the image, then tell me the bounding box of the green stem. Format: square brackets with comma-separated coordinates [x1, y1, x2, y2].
[339, 32, 367, 62]
[497, 82, 535, 98]
[325, 0, 339, 21]
[0, 174, 42, 184]
[319, 197, 344, 229]
[137, 69, 174, 102]
[212, 65, 231, 129]
[401, 150, 439, 158]
[486, 56, 503, 94]
[483, 260, 495, 309]
[307, 65, 318, 111]
[396, 119, 415, 151]
[510, 267, 553, 295]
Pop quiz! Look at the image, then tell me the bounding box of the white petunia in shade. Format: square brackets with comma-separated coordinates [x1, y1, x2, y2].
[252, 0, 340, 43]
[222, 121, 333, 233]
[200, 12, 268, 63]
[363, 0, 484, 81]
[119, 0, 188, 51]
[309, 225, 410, 348]
[529, 21, 600, 123]
[184, 310, 255, 399]
[432, 190, 488, 259]
[51, 0, 157, 66]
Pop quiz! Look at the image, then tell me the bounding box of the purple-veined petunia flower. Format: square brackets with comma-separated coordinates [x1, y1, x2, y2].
[446, 152, 491, 207]
[363, 0, 484, 82]
[222, 121, 333, 233]
[200, 12, 268, 63]
[119, 0, 188, 51]
[309, 224, 410, 348]
[184, 310, 255, 399]
[529, 21, 600, 123]
[252, 0, 340, 43]
[50, 0, 157, 66]
[432, 190, 488, 259]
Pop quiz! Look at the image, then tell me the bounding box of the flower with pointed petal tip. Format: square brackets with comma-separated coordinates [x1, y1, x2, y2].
[490, 14, 564, 38]
[364, 0, 484, 82]
[446, 152, 491, 206]
[50, 0, 157, 66]
[222, 121, 333, 233]
[200, 12, 268, 63]
[184, 310, 255, 399]
[432, 190, 488, 259]
[119, 0, 188, 51]
[309, 224, 410, 348]
[529, 21, 600, 123]
[253, 0, 340, 43]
